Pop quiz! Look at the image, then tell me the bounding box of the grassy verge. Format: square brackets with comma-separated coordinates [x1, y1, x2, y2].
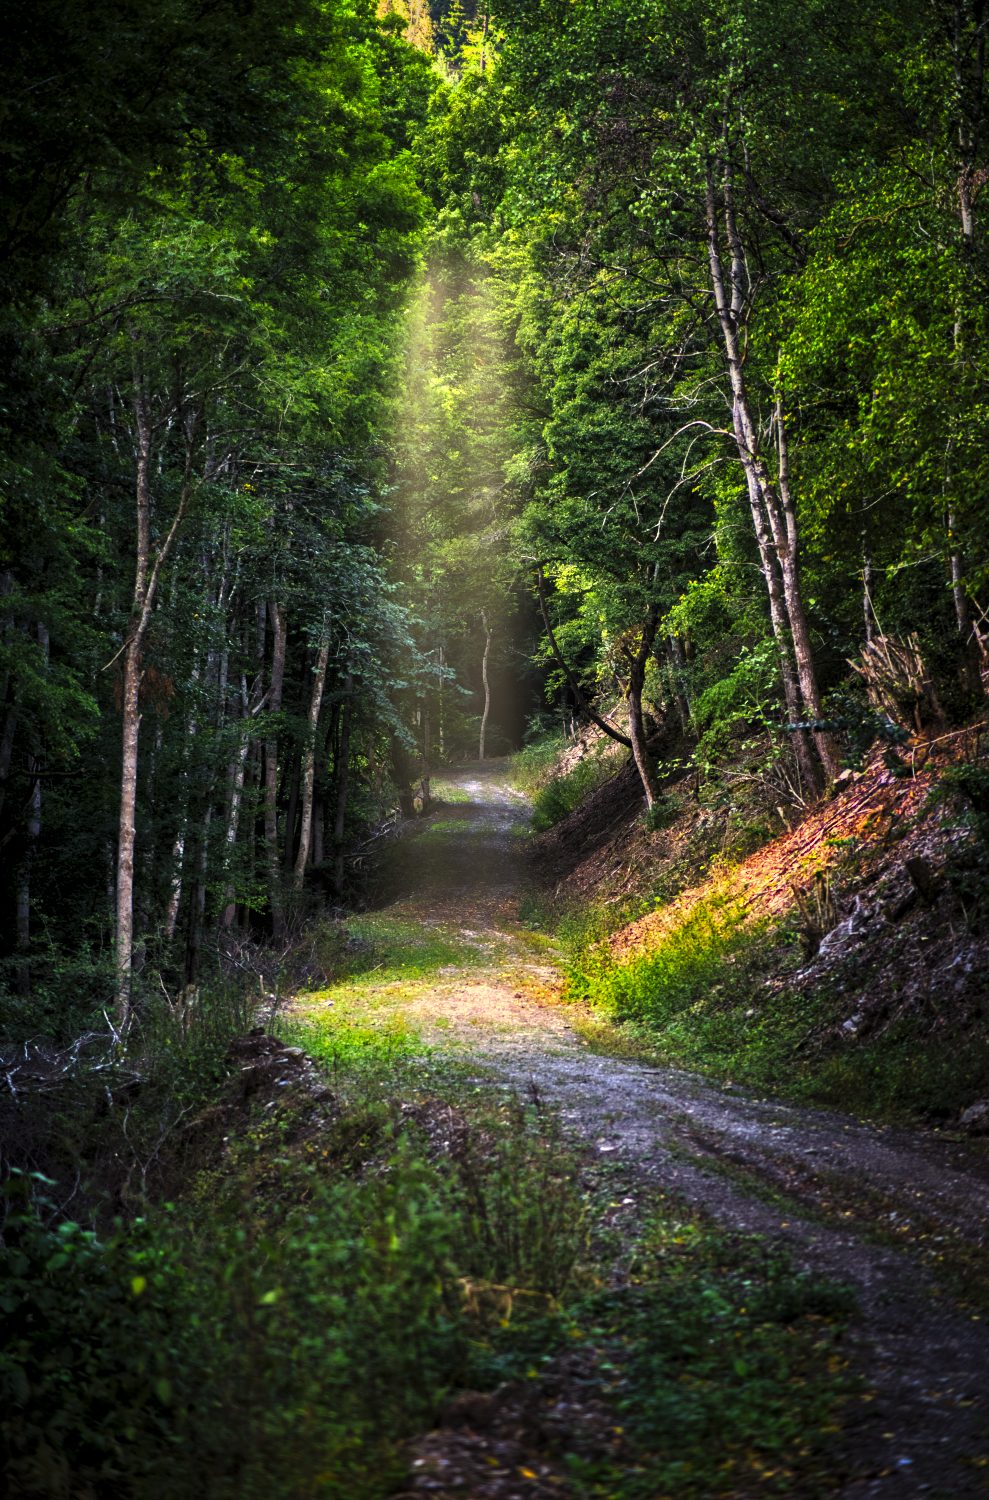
[453, 1183, 855, 1499]
[510, 733, 622, 832]
[560, 882, 989, 1122]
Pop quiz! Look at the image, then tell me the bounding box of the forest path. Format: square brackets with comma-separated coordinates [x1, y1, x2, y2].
[295, 762, 989, 1497]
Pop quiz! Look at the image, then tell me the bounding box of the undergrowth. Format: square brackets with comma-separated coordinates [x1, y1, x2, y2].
[563, 885, 989, 1121]
[510, 734, 621, 832]
[463, 1189, 854, 1498]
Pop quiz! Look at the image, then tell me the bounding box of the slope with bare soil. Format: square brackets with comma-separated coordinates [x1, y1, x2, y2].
[289, 763, 989, 1498]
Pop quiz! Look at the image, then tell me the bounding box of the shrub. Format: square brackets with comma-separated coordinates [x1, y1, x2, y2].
[1, 1154, 464, 1500]
[530, 753, 616, 832]
[508, 733, 568, 797]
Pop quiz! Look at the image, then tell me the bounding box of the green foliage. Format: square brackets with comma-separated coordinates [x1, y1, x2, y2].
[561, 1208, 854, 1497]
[568, 889, 769, 1035]
[562, 874, 989, 1121]
[530, 753, 618, 833]
[442, 1093, 587, 1296]
[509, 731, 626, 832]
[0, 1156, 461, 1500]
[693, 641, 781, 764]
[508, 732, 569, 795]
[938, 763, 989, 848]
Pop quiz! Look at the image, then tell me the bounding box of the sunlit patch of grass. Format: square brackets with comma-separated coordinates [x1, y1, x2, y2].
[288, 909, 523, 1055]
[412, 816, 476, 841]
[567, 886, 768, 1033]
[429, 778, 472, 804]
[335, 913, 494, 981]
[278, 1012, 423, 1083]
[508, 733, 568, 796]
[564, 884, 989, 1122]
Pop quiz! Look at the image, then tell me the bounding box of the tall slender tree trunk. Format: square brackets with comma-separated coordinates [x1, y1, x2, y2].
[772, 397, 840, 777]
[625, 606, 661, 810]
[294, 636, 330, 890]
[15, 755, 41, 994]
[114, 374, 195, 1024]
[165, 656, 200, 940]
[15, 623, 48, 990]
[184, 804, 211, 985]
[221, 671, 252, 929]
[421, 693, 432, 815]
[704, 164, 824, 795]
[282, 752, 301, 871]
[332, 676, 353, 900]
[667, 634, 693, 734]
[862, 539, 876, 647]
[949, 2, 986, 666]
[115, 382, 152, 1023]
[478, 611, 493, 762]
[264, 600, 287, 936]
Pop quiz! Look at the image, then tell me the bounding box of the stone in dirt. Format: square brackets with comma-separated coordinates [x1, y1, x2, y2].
[959, 1098, 989, 1135]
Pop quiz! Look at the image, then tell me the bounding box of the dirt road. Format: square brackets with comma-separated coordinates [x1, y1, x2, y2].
[330, 763, 989, 1496]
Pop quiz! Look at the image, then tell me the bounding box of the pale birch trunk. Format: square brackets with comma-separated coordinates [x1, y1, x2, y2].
[704, 165, 823, 795]
[772, 397, 840, 777]
[115, 382, 152, 1022]
[164, 656, 200, 940]
[221, 672, 252, 929]
[478, 611, 493, 762]
[625, 606, 660, 811]
[332, 678, 353, 899]
[264, 601, 287, 935]
[421, 693, 432, 815]
[115, 374, 195, 1024]
[293, 636, 330, 889]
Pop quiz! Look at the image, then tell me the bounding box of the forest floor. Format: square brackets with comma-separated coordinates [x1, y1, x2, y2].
[288, 762, 989, 1499]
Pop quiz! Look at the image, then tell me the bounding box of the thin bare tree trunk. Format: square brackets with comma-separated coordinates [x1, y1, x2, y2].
[421, 693, 432, 814]
[705, 165, 822, 795]
[863, 539, 876, 647]
[115, 383, 151, 1022]
[294, 636, 330, 890]
[773, 397, 840, 777]
[667, 634, 693, 733]
[165, 656, 200, 940]
[264, 601, 287, 935]
[14, 626, 47, 990]
[114, 376, 196, 1024]
[478, 611, 493, 761]
[221, 671, 252, 928]
[625, 607, 661, 810]
[948, 509, 973, 638]
[949, 4, 985, 661]
[15, 756, 41, 993]
[184, 803, 211, 985]
[332, 677, 353, 900]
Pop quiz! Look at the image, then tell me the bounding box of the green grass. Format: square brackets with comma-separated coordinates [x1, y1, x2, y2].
[508, 732, 569, 796]
[463, 1190, 855, 1499]
[563, 887, 989, 1124]
[428, 777, 472, 805]
[304, 911, 500, 992]
[510, 733, 624, 831]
